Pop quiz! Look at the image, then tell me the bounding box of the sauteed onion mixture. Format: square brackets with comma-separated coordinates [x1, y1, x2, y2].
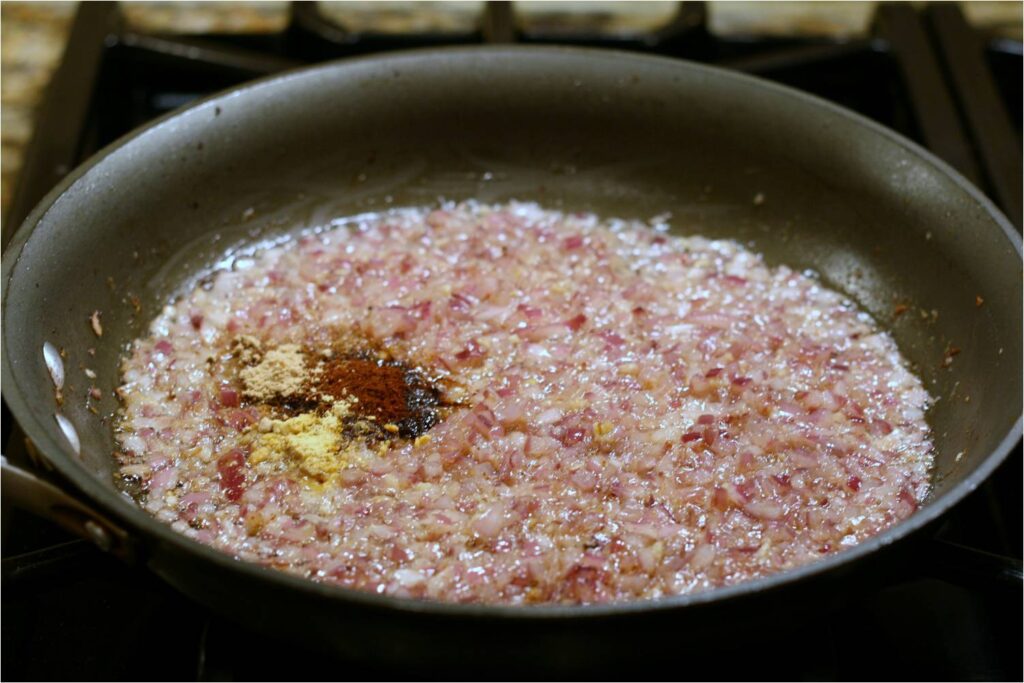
[116, 202, 933, 604]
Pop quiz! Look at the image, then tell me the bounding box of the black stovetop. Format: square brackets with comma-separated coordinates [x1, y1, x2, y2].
[3, 2, 1021, 680]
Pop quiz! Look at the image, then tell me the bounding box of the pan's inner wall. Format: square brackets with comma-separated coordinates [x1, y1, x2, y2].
[3, 49, 1020, 511]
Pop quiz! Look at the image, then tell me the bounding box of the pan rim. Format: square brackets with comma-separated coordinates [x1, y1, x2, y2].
[2, 44, 1021, 620]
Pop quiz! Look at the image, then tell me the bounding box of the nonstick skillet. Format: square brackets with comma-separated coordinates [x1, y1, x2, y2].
[2, 47, 1021, 670]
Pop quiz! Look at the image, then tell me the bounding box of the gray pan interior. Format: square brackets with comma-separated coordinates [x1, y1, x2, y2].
[2, 48, 1021, 632]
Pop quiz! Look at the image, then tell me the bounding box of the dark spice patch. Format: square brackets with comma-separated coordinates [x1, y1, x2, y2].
[315, 355, 442, 439]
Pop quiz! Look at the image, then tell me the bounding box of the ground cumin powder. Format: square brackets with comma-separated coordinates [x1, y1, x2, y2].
[239, 343, 311, 401]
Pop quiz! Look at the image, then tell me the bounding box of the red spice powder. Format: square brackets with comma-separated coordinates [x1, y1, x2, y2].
[317, 358, 413, 424]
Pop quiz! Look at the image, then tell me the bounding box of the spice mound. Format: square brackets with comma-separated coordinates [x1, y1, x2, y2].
[238, 342, 308, 401]
[315, 355, 443, 438]
[232, 336, 445, 481]
[251, 410, 352, 481]
[114, 201, 934, 606]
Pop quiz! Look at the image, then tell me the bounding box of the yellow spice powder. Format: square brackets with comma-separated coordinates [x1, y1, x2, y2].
[249, 398, 365, 481]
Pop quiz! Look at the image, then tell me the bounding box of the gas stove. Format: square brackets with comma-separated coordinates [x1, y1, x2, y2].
[3, 2, 1021, 679]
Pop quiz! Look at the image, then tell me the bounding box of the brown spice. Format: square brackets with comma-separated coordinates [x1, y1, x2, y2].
[310, 352, 446, 439]
[231, 335, 264, 365]
[316, 358, 418, 424]
[240, 343, 311, 401]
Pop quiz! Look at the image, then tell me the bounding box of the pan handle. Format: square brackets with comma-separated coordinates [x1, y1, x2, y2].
[1, 455, 137, 563]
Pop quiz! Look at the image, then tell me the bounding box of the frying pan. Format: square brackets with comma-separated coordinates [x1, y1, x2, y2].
[2, 47, 1021, 671]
